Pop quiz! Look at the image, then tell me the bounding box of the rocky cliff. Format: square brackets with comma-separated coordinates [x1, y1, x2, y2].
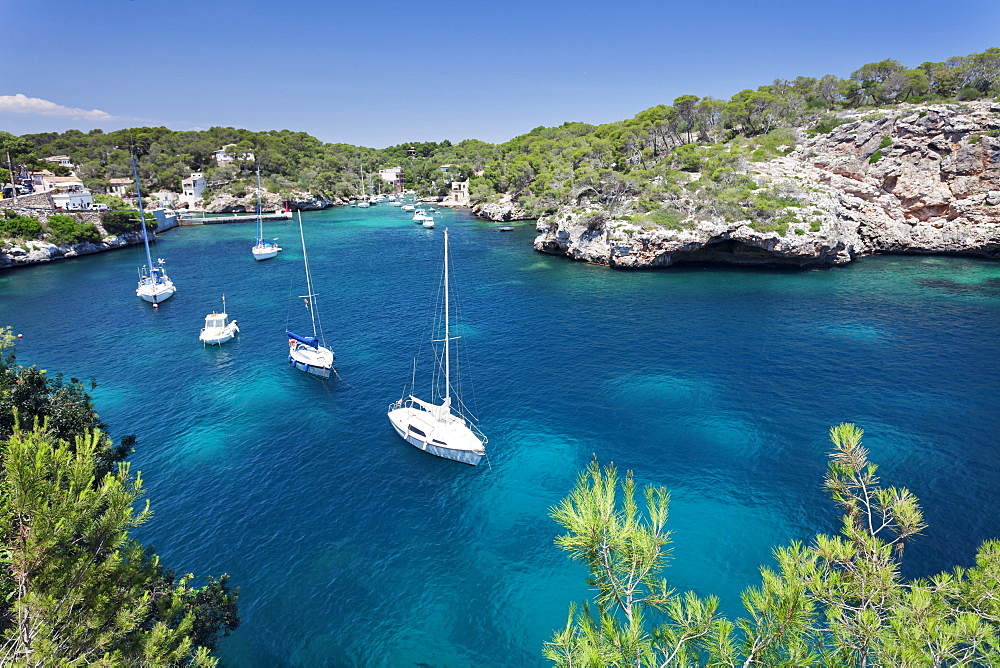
[534, 102, 1000, 267]
[472, 195, 530, 222]
[0, 232, 147, 268]
[203, 190, 342, 213]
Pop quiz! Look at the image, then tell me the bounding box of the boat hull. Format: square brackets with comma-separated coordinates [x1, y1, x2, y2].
[137, 282, 176, 303]
[200, 322, 238, 345]
[387, 404, 484, 466]
[252, 248, 279, 261]
[288, 343, 334, 379]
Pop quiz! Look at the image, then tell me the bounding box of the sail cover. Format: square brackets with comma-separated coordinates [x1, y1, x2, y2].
[286, 331, 319, 348]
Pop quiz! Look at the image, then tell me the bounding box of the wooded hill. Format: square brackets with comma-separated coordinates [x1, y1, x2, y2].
[8, 48, 998, 215]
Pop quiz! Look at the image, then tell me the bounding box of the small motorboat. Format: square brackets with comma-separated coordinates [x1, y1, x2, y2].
[200, 295, 239, 345]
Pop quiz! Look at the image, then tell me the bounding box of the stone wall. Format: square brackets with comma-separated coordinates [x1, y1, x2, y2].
[1, 191, 55, 209]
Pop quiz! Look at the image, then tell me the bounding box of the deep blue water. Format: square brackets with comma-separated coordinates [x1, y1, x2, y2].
[1, 205, 999, 666]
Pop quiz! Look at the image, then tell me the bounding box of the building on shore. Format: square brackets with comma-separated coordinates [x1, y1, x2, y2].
[108, 178, 132, 197]
[444, 180, 470, 206]
[44, 155, 74, 167]
[214, 144, 255, 167]
[180, 172, 207, 207]
[34, 174, 93, 210]
[378, 166, 405, 192]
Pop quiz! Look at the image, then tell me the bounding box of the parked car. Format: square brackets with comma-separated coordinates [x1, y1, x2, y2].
[90, 202, 110, 211]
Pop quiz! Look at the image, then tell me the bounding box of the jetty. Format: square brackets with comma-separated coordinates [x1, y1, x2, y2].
[178, 211, 293, 226]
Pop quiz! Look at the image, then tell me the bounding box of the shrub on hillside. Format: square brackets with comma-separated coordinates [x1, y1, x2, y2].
[0, 210, 43, 240]
[92, 193, 128, 210]
[46, 214, 102, 245]
[100, 210, 156, 235]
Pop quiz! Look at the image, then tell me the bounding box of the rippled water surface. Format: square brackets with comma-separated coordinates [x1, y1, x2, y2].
[1, 206, 999, 666]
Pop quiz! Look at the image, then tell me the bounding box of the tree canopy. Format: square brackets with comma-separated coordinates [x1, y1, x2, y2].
[0, 329, 239, 664]
[546, 424, 1000, 665]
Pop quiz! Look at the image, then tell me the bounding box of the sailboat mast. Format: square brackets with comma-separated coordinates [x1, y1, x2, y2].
[298, 211, 319, 339]
[443, 228, 450, 404]
[130, 153, 155, 273]
[255, 166, 263, 243]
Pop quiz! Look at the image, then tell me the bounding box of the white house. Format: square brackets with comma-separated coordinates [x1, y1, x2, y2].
[214, 144, 254, 166]
[108, 178, 132, 197]
[445, 180, 470, 206]
[29, 170, 54, 190]
[37, 175, 93, 210]
[378, 166, 404, 191]
[44, 155, 74, 167]
[179, 172, 207, 207]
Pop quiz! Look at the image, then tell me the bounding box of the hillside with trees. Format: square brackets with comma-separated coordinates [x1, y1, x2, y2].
[547, 424, 1000, 665]
[0, 329, 239, 665]
[470, 47, 1000, 220]
[14, 128, 496, 205]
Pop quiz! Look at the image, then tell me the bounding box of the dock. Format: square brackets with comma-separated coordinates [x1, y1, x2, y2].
[178, 211, 294, 225]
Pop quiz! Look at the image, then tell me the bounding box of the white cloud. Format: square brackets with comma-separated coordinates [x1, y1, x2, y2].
[0, 94, 114, 121]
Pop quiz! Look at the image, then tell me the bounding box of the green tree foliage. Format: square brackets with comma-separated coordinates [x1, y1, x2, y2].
[546, 424, 1000, 666]
[45, 214, 102, 245]
[0, 332, 239, 664]
[0, 210, 43, 240]
[12, 47, 999, 232]
[100, 209, 156, 235]
[92, 193, 129, 209]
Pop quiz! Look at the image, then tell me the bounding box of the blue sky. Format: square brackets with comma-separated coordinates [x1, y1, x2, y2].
[5, 0, 997, 147]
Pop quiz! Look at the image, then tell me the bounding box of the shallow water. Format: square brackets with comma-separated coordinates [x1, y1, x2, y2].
[1, 206, 999, 666]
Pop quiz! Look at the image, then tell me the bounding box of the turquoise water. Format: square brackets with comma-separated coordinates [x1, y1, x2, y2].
[1, 206, 999, 666]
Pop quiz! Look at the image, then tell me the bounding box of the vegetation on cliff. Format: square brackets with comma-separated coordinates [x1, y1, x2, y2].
[6, 47, 998, 222]
[471, 47, 1000, 228]
[0, 329, 239, 665]
[548, 424, 1000, 666]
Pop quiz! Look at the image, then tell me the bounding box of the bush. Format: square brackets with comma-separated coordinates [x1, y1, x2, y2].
[641, 207, 688, 230]
[810, 219, 822, 232]
[670, 144, 703, 172]
[879, 136, 893, 149]
[869, 150, 884, 163]
[46, 214, 102, 245]
[0, 210, 43, 240]
[809, 116, 848, 135]
[100, 210, 156, 235]
[92, 193, 128, 210]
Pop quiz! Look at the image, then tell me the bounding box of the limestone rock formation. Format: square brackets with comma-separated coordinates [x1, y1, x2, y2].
[0, 232, 145, 268]
[472, 195, 530, 222]
[535, 102, 1000, 268]
[202, 189, 340, 213]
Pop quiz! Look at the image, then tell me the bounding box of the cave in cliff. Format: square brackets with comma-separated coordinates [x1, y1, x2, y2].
[669, 239, 812, 267]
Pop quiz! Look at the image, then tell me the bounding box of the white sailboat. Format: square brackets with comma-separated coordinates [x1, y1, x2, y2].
[199, 295, 239, 345]
[132, 153, 176, 304]
[251, 167, 280, 260]
[286, 211, 335, 378]
[388, 228, 487, 465]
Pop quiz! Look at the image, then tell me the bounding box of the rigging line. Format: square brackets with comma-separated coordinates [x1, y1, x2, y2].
[483, 449, 494, 474]
[284, 270, 294, 330]
[330, 366, 354, 388]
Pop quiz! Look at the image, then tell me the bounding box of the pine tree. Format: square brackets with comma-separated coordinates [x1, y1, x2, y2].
[546, 424, 1000, 665]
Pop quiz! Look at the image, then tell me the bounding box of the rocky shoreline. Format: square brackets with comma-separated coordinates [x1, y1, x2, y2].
[530, 102, 1000, 268]
[0, 231, 152, 269]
